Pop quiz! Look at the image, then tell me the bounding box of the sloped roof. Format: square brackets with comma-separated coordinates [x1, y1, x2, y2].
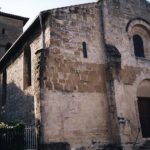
[0, 11, 47, 72]
[0, 2, 96, 72]
[0, 11, 29, 25]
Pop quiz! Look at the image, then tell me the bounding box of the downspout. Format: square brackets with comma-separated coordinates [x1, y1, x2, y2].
[98, 0, 122, 148]
[39, 12, 45, 49]
[98, 0, 113, 143]
[35, 12, 46, 150]
[98, 0, 105, 48]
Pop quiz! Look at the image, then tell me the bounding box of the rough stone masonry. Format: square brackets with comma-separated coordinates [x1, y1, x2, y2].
[0, 0, 150, 150]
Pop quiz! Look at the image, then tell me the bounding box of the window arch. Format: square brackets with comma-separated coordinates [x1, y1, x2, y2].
[127, 18, 150, 59]
[23, 44, 31, 89]
[133, 34, 145, 57]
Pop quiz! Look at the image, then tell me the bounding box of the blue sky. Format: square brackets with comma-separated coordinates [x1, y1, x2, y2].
[0, 0, 96, 29]
[0, 0, 97, 18]
[1, 0, 150, 18]
[0, 0, 149, 29]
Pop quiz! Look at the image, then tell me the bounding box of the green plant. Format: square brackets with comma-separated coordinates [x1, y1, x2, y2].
[0, 122, 25, 150]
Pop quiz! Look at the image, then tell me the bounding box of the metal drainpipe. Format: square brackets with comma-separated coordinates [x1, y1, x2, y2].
[133, 127, 140, 148]
[98, 0, 113, 141]
[39, 12, 45, 49]
[35, 12, 45, 150]
[98, 0, 122, 147]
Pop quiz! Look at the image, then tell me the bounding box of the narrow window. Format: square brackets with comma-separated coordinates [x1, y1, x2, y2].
[133, 34, 145, 57]
[2, 28, 5, 35]
[2, 70, 7, 106]
[82, 42, 88, 58]
[24, 45, 31, 89]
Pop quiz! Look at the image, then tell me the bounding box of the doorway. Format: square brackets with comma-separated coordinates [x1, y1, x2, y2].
[138, 97, 150, 138]
[137, 79, 150, 138]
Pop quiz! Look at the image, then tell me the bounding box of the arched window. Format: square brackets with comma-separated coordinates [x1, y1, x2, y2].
[133, 34, 145, 58]
[127, 19, 150, 59]
[23, 45, 31, 89]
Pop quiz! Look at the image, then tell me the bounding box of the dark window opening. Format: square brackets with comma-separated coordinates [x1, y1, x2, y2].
[2, 70, 7, 106]
[2, 28, 5, 35]
[138, 97, 150, 138]
[24, 45, 31, 89]
[5, 43, 12, 52]
[133, 34, 145, 58]
[82, 42, 88, 58]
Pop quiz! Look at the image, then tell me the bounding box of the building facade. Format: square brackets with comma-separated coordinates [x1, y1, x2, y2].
[0, 11, 29, 122]
[0, 0, 150, 149]
[0, 12, 28, 58]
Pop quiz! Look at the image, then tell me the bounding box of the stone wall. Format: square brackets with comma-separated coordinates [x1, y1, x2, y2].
[40, 3, 112, 149]
[0, 1, 150, 150]
[103, 0, 150, 148]
[0, 24, 43, 125]
[0, 53, 35, 125]
[0, 52, 30, 124]
[0, 16, 24, 58]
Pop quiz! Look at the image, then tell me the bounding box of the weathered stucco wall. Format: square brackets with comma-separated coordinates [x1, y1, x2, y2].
[103, 0, 150, 67]
[0, 53, 35, 125]
[103, 0, 150, 148]
[0, 15, 29, 123]
[0, 1, 150, 149]
[0, 25, 44, 125]
[40, 3, 111, 149]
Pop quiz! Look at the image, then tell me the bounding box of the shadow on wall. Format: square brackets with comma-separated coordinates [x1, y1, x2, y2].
[0, 82, 35, 125]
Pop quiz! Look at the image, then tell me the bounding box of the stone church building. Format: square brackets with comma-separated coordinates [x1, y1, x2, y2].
[0, 0, 150, 149]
